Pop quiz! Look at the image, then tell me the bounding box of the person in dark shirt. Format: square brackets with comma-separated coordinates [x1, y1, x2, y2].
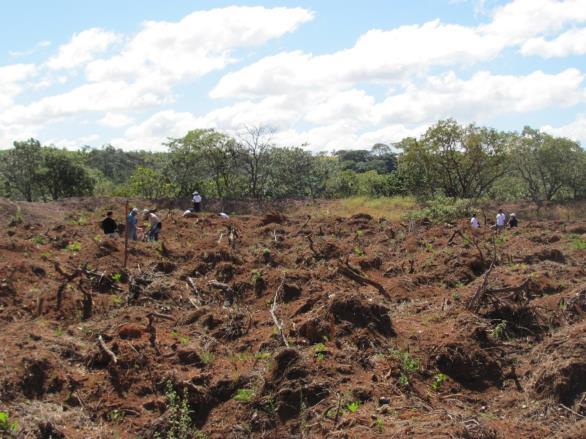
[101, 211, 118, 236]
[509, 213, 518, 228]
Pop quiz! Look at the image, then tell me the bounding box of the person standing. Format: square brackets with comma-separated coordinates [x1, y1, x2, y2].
[496, 209, 506, 232]
[192, 191, 202, 212]
[100, 211, 118, 237]
[470, 213, 480, 229]
[143, 209, 162, 241]
[127, 208, 138, 241]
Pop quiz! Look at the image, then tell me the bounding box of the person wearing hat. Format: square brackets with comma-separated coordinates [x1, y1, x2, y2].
[508, 213, 518, 228]
[127, 208, 139, 241]
[192, 191, 202, 212]
[143, 209, 162, 241]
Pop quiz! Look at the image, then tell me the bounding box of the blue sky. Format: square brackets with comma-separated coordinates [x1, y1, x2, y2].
[1, 0, 586, 151]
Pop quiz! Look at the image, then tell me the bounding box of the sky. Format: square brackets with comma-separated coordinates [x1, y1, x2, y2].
[1, 0, 586, 151]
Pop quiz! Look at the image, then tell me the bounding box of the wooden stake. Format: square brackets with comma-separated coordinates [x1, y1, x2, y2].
[123, 200, 129, 268]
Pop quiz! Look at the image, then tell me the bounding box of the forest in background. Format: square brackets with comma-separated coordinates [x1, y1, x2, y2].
[0, 119, 585, 207]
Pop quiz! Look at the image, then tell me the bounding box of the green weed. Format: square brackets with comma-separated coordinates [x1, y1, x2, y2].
[353, 246, 366, 256]
[111, 272, 122, 282]
[431, 373, 448, 391]
[108, 409, 124, 424]
[65, 241, 82, 252]
[234, 388, 255, 403]
[490, 320, 508, 340]
[346, 401, 360, 414]
[0, 411, 18, 433]
[200, 351, 214, 365]
[31, 235, 46, 245]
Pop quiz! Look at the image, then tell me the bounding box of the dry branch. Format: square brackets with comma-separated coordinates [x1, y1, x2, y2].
[466, 262, 494, 313]
[338, 264, 390, 300]
[270, 276, 289, 348]
[208, 280, 236, 305]
[97, 335, 117, 364]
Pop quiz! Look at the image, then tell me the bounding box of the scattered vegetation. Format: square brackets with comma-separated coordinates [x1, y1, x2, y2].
[233, 388, 255, 403]
[0, 411, 18, 434]
[431, 373, 448, 391]
[346, 401, 360, 414]
[65, 241, 82, 252]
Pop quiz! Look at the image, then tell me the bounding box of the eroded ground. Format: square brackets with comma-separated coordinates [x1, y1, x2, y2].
[0, 198, 585, 438]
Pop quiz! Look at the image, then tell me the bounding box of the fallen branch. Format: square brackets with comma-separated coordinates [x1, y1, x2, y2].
[270, 276, 289, 348]
[147, 311, 175, 321]
[338, 264, 390, 300]
[466, 262, 494, 313]
[208, 280, 236, 305]
[97, 335, 117, 364]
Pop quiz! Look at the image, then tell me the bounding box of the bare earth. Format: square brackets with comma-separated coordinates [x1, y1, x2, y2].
[0, 198, 585, 438]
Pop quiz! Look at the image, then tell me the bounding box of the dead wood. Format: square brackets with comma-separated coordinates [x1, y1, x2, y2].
[337, 263, 390, 300]
[466, 262, 494, 313]
[97, 335, 117, 364]
[270, 275, 290, 348]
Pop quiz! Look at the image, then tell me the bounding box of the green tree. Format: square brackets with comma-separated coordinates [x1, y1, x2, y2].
[164, 130, 209, 197]
[397, 120, 509, 199]
[0, 138, 44, 201]
[129, 166, 176, 199]
[512, 127, 586, 202]
[236, 126, 274, 199]
[40, 148, 95, 200]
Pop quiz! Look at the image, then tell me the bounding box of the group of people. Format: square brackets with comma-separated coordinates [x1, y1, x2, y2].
[100, 190, 204, 241]
[100, 208, 162, 242]
[470, 209, 518, 231]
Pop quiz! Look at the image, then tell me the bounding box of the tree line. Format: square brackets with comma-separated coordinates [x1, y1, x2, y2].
[1, 120, 584, 203]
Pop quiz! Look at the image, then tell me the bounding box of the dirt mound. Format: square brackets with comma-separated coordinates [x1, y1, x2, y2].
[329, 293, 395, 337]
[434, 342, 502, 389]
[531, 323, 586, 407]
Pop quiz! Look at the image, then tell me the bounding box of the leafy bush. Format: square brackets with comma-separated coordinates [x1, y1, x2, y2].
[346, 401, 360, 413]
[405, 195, 472, 223]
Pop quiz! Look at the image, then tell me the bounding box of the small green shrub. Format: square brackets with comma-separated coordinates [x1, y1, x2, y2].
[234, 388, 255, 403]
[65, 241, 82, 252]
[108, 409, 124, 424]
[156, 380, 203, 439]
[346, 401, 360, 413]
[405, 196, 472, 224]
[353, 246, 366, 256]
[0, 411, 18, 433]
[111, 273, 122, 282]
[200, 351, 214, 365]
[31, 235, 46, 245]
[431, 373, 448, 391]
[490, 320, 508, 340]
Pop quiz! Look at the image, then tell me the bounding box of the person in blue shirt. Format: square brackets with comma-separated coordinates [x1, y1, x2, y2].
[127, 208, 138, 241]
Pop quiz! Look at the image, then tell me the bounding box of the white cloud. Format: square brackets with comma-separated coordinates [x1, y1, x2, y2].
[521, 27, 586, 57]
[211, 20, 505, 98]
[542, 114, 586, 143]
[47, 28, 120, 70]
[46, 133, 100, 149]
[0, 63, 37, 107]
[111, 110, 204, 150]
[86, 7, 313, 85]
[483, 0, 586, 43]
[374, 69, 586, 124]
[1, 80, 172, 125]
[9, 40, 51, 58]
[99, 112, 135, 128]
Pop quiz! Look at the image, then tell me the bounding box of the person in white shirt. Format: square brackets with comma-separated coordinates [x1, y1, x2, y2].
[470, 213, 480, 229]
[495, 209, 506, 232]
[192, 191, 202, 212]
[143, 209, 162, 241]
